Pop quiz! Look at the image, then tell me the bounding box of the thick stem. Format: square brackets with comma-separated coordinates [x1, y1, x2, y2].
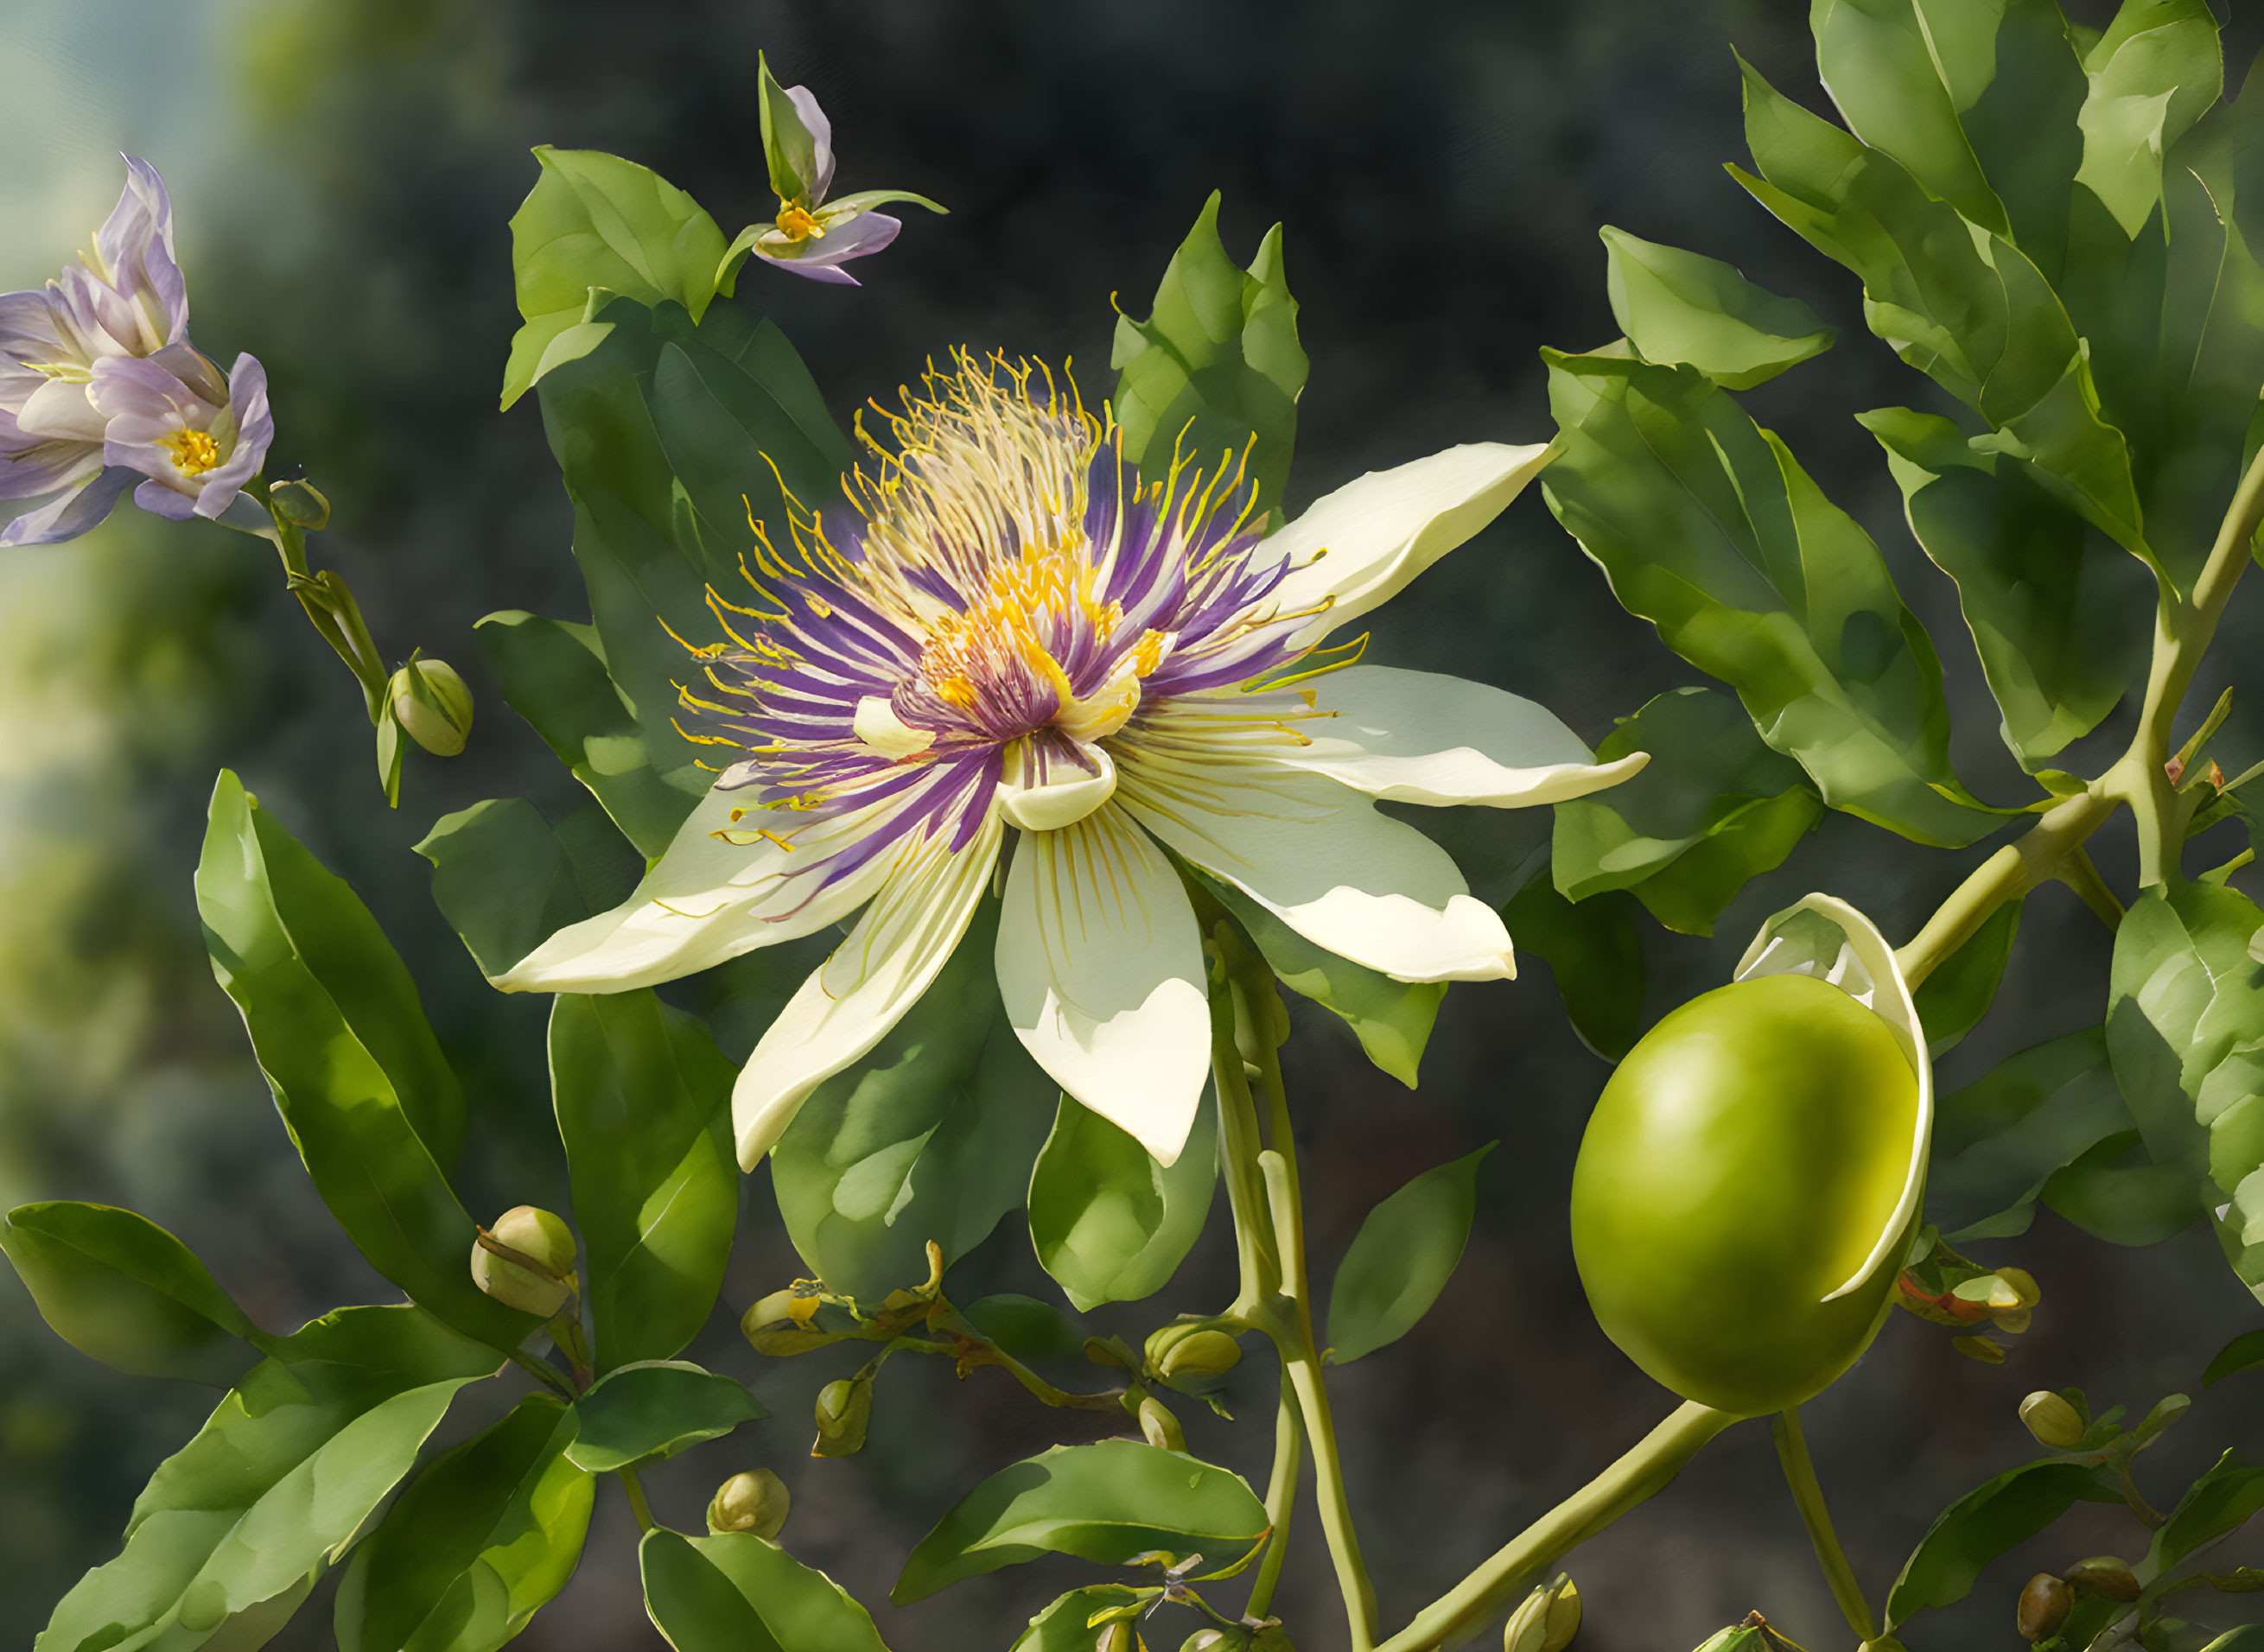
[619, 1467, 657, 1534]
[1376, 1402, 1737, 1652]
[1895, 785, 2117, 988]
[1246, 1369, 1304, 1623]
[1771, 1407, 1877, 1644]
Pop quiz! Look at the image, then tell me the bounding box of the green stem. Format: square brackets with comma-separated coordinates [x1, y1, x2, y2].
[1375, 1402, 1737, 1652]
[1246, 1368, 1304, 1623]
[618, 1467, 657, 1534]
[508, 1348, 576, 1400]
[915, 1320, 1126, 1412]
[1894, 785, 2116, 988]
[1771, 1407, 1878, 1644]
[2057, 844, 2125, 932]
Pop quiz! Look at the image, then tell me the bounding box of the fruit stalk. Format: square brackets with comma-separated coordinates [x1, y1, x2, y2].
[1771, 1407, 1877, 1645]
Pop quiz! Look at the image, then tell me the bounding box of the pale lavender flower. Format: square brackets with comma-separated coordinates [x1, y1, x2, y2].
[93, 352, 273, 522]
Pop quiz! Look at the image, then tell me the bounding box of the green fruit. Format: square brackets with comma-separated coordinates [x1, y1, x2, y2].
[1569, 973, 1921, 1415]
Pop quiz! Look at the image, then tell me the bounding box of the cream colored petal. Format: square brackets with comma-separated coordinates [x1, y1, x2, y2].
[1114, 743, 1514, 983]
[1256, 440, 1559, 646]
[1253, 664, 1646, 807]
[494, 785, 895, 993]
[997, 738, 1118, 831]
[995, 808, 1211, 1166]
[733, 813, 1004, 1169]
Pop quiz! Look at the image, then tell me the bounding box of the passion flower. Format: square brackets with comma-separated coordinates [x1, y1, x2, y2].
[1569, 896, 1930, 1416]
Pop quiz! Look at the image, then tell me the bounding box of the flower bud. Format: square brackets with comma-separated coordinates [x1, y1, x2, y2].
[2019, 1390, 2086, 1449]
[267, 478, 331, 530]
[1149, 1325, 1243, 1386]
[1095, 1622, 1135, 1652]
[1180, 1632, 1236, 1652]
[2017, 1573, 2071, 1642]
[1504, 1574, 1580, 1652]
[469, 1205, 576, 1318]
[1139, 1395, 1187, 1454]
[2062, 1556, 2140, 1602]
[812, 1376, 871, 1458]
[388, 657, 474, 757]
[708, 1468, 790, 1540]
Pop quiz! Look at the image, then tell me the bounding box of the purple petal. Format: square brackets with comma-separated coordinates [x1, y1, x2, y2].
[754, 245, 862, 286]
[0, 289, 71, 375]
[133, 476, 197, 519]
[784, 86, 836, 201]
[89, 353, 201, 425]
[0, 412, 103, 500]
[190, 353, 273, 518]
[0, 466, 130, 545]
[796, 212, 901, 267]
[92, 156, 188, 348]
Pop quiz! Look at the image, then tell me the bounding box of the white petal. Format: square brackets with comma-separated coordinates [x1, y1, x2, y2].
[1256, 441, 1558, 646]
[995, 808, 1211, 1166]
[997, 738, 1117, 831]
[494, 786, 897, 992]
[15, 377, 108, 444]
[733, 814, 1004, 1168]
[1115, 746, 1514, 983]
[1252, 665, 1647, 807]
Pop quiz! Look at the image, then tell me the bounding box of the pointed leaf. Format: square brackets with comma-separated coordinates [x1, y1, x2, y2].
[2153, 1449, 2264, 1576]
[640, 1528, 889, 1652]
[1027, 1090, 1218, 1313]
[1927, 1026, 2146, 1240]
[2075, 0, 2223, 238]
[1602, 226, 1834, 389]
[564, 1361, 764, 1473]
[2204, 1328, 2264, 1387]
[1810, 0, 2012, 233]
[1325, 1144, 1493, 1364]
[1884, 1458, 2122, 1629]
[416, 796, 637, 977]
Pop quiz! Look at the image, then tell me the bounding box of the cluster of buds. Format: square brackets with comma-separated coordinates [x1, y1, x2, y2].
[1893, 1228, 2040, 1363]
[2015, 1555, 2142, 1642]
[1503, 1573, 1580, 1652]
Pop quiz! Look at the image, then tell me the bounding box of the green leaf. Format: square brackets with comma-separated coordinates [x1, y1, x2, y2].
[1601, 226, 1834, 389]
[640, 1528, 889, 1652]
[1027, 1090, 1218, 1313]
[2153, 1449, 2264, 1576]
[476, 611, 703, 859]
[1502, 876, 1644, 1062]
[1883, 1458, 2121, 1629]
[1912, 899, 2022, 1057]
[1192, 867, 1442, 1086]
[1009, 1587, 1152, 1651]
[194, 773, 532, 1352]
[1325, 1144, 1493, 1364]
[1110, 193, 1308, 518]
[564, 1361, 764, 1473]
[551, 991, 737, 1369]
[771, 901, 1058, 1304]
[1540, 350, 1999, 848]
[961, 1294, 1086, 1363]
[0, 1202, 259, 1384]
[2075, 0, 2223, 238]
[2038, 1128, 2208, 1245]
[36, 1304, 498, 1652]
[415, 797, 637, 977]
[1863, 406, 2147, 765]
[891, 1439, 1269, 1604]
[334, 1394, 593, 1652]
[2203, 1327, 2264, 1386]
[503, 148, 730, 410]
[1550, 686, 1820, 937]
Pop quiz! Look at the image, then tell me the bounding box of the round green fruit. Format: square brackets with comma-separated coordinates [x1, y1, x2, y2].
[1569, 972, 1922, 1416]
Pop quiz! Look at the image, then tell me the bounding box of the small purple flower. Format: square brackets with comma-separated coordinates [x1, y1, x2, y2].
[722, 54, 944, 288]
[93, 352, 273, 523]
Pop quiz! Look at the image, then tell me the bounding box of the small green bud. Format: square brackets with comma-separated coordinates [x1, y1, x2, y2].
[1504, 1574, 1580, 1652]
[812, 1376, 871, 1458]
[2019, 1390, 2086, 1449]
[1148, 1324, 1243, 1387]
[388, 657, 474, 757]
[469, 1206, 576, 1318]
[2017, 1573, 2070, 1642]
[1138, 1395, 1186, 1454]
[267, 478, 331, 529]
[2062, 1555, 2140, 1602]
[708, 1468, 790, 1540]
[1180, 1632, 1234, 1652]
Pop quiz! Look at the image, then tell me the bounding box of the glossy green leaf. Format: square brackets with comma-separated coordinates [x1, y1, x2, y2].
[1502, 876, 1645, 1062]
[639, 1528, 889, 1652]
[892, 1439, 1268, 1604]
[503, 148, 730, 409]
[2153, 1449, 2264, 1576]
[1912, 899, 2021, 1057]
[960, 1294, 1086, 1363]
[1883, 1458, 2121, 1629]
[1027, 1090, 1218, 1313]
[1325, 1144, 1493, 1364]
[1810, 0, 2010, 233]
[1192, 867, 1441, 1086]
[1601, 226, 1833, 389]
[1110, 193, 1308, 518]
[564, 1361, 764, 1473]
[1863, 406, 2146, 764]
[1551, 686, 1819, 937]
[2203, 1327, 2264, 1386]
[2075, 0, 2223, 238]
[1540, 351, 1999, 848]
[551, 991, 737, 1369]
[0, 1202, 259, 1385]
[771, 901, 1058, 1305]
[415, 796, 637, 977]
[334, 1394, 593, 1652]
[195, 773, 531, 1352]
[1009, 1587, 1152, 1652]
[35, 1305, 498, 1652]
[476, 610, 701, 859]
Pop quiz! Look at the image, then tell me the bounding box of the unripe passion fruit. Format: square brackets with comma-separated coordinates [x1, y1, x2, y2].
[1570, 972, 1922, 1415]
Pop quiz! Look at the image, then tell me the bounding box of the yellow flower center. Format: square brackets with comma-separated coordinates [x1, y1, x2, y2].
[161, 428, 221, 476]
[774, 203, 824, 243]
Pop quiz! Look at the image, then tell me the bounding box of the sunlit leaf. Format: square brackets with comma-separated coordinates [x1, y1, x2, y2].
[640, 1528, 889, 1652]
[563, 1362, 764, 1473]
[1601, 226, 1833, 389]
[1325, 1145, 1492, 1363]
[1028, 1090, 1218, 1313]
[416, 796, 637, 977]
[2074, 0, 2223, 238]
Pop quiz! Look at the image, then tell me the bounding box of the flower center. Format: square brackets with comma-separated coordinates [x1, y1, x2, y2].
[161, 427, 220, 475]
[774, 203, 824, 243]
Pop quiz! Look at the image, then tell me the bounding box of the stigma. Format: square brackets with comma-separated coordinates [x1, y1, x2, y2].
[161, 428, 220, 475]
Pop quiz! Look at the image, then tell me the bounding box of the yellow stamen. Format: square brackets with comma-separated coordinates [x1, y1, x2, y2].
[161, 428, 220, 476]
[775, 202, 824, 242]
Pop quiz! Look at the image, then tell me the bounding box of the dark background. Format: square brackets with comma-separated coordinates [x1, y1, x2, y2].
[4, 2, 2264, 1648]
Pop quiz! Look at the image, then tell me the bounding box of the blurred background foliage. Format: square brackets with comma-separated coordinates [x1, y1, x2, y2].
[7, 0, 2264, 1648]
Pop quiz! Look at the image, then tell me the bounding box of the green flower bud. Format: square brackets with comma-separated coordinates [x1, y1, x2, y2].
[1138, 1395, 1186, 1453]
[267, 478, 330, 529]
[1504, 1574, 1580, 1652]
[2019, 1390, 2086, 1449]
[812, 1376, 871, 1458]
[469, 1205, 576, 1318]
[708, 1468, 790, 1540]
[1095, 1622, 1136, 1652]
[2062, 1556, 2140, 1602]
[2017, 1573, 2071, 1642]
[388, 657, 474, 757]
[1148, 1325, 1243, 1386]
[1180, 1632, 1237, 1652]
[1570, 967, 1924, 1414]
